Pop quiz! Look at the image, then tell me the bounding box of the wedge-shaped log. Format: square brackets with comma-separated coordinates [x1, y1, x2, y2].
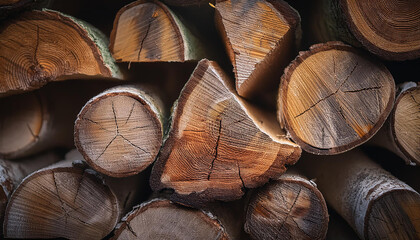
[215, 0, 301, 99]
[279, 42, 395, 155]
[0, 9, 121, 96]
[298, 150, 420, 240]
[244, 171, 329, 240]
[110, 0, 206, 63]
[74, 85, 165, 177]
[150, 59, 301, 206]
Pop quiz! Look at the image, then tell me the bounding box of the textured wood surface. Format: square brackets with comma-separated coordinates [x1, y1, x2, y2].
[215, 0, 300, 99]
[244, 172, 328, 240]
[279, 42, 395, 155]
[298, 150, 420, 240]
[151, 59, 301, 205]
[112, 199, 229, 239]
[74, 85, 164, 177]
[0, 9, 121, 96]
[110, 0, 205, 63]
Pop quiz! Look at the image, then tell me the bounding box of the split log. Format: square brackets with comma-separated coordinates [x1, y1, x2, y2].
[309, 0, 420, 60]
[74, 85, 165, 177]
[298, 150, 420, 240]
[0, 81, 116, 159]
[370, 82, 420, 166]
[110, 0, 206, 63]
[279, 42, 395, 155]
[0, 9, 121, 96]
[112, 199, 237, 239]
[150, 59, 301, 206]
[215, 0, 301, 99]
[3, 149, 148, 239]
[244, 170, 328, 240]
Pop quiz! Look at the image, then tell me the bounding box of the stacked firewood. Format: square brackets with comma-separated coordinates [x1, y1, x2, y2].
[0, 0, 419, 239]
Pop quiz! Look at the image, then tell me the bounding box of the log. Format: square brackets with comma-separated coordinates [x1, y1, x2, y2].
[244, 170, 328, 240]
[74, 85, 165, 177]
[150, 59, 301, 206]
[3, 149, 148, 239]
[298, 150, 420, 240]
[279, 42, 395, 155]
[215, 0, 301, 99]
[0, 9, 121, 96]
[0, 0, 51, 19]
[112, 199, 236, 239]
[370, 82, 420, 166]
[309, 0, 420, 61]
[0, 81, 116, 159]
[109, 0, 206, 63]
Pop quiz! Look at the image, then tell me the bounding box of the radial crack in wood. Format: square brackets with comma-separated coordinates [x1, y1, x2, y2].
[0, 9, 121, 96]
[150, 59, 301, 206]
[110, 0, 206, 63]
[75, 85, 165, 177]
[279, 42, 395, 155]
[215, 0, 301, 99]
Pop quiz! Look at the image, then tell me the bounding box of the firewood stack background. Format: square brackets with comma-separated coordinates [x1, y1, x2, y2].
[0, 0, 419, 239]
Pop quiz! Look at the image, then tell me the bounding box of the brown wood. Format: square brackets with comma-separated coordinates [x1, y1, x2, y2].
[244, 170, 329, 240]
[0, 9, 121, 96]
[150, 59, 301, 206]
[298, 150, 420, 240]
[74, 85, 165, 177]
[279, 42, 395, 155]
[0, 81, 117, 159]
[309, 0, 420, 61]
[112, 199, 230, 239]
[110, 0, 206, 63]
[370, 82, 420, 166]
[215, 0, 300, 99]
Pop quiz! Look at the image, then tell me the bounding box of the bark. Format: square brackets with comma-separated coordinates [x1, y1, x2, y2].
[298, 150, 420, 240]
[110, 0, 206, 63]
[279, 42, 395, 155]
[215, 0, 301, 100]
[0, 9, 122, 96]
[150, 59, 301, 206]
[74, 85, 166, 177]
[244, 170, 328, 240]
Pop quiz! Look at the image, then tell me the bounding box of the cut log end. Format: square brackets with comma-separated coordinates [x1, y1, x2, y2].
[342, 0, 420, 60]
[366, 190, 420, 240]
[0, 92, 43, 158]
[392, 84, 420, 165]
[75, 87, 163, 177]
[3, 167, 119, 239]
[0, 9, 120, 96]
[245, 174, 328, 240]
[151, 59, 301, 205]
[280, 42, 395, 155]
[113, 199, 229, 239]
[110, 0, 185, 63]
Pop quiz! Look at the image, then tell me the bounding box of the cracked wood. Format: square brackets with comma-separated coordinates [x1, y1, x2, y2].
[150, 59, 301, 206]
[279, 42, 395, 155]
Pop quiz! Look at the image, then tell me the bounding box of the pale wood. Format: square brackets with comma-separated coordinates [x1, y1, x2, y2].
[244, 170, 329, 240]
[370, 82, 420, 166]
[110, 0, 206, 63]
[150, 59, 301, 206]
[298, 150, 420, 240]
[112, 199, 230, 239]
[279, 42, 395, 155]
[0, 9, 121, 96]
[215, 0, 301, 99]
[74, 85, 165, 177]
[310, 0, 420, 60]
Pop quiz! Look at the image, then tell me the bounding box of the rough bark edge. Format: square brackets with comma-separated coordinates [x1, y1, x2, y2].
[279, 41, 395, 155]
[74, 86, 164, 178]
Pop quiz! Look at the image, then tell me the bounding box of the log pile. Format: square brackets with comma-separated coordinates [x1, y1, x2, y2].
[0, 0, 419, 239]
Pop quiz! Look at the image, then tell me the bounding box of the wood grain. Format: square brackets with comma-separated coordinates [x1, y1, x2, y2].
[279, 42, 395, 155]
